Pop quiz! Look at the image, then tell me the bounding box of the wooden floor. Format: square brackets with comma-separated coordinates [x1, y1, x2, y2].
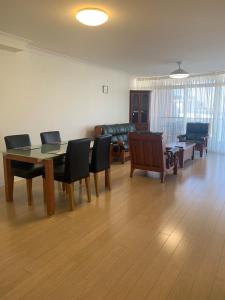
[1, 153, 225, 299]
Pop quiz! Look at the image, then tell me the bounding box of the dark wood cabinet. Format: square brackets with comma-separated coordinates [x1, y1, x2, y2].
[129, 90, 151, 131]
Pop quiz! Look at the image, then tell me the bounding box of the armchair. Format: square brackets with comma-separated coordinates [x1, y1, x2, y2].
[128, 132, 178, 183]
[177, 122, 209, 157]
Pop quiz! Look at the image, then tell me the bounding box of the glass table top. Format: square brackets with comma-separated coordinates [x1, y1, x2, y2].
[2, 140, 94, 160]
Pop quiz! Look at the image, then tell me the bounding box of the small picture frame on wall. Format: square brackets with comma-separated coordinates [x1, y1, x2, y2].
[102, 85, 109, 94]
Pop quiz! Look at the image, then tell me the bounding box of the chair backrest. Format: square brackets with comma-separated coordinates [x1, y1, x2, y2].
[64, 138, 91, 182]
[90, 135, 112, 173]
[129, 132, 165, 172]
[102, 123, 136, 135]
[4, 134, 32, 168]
[102, 123, 135, 142]
[186, 123, 209, 140]
[40, 131, 61, 144]
[4, 134, 31, 149]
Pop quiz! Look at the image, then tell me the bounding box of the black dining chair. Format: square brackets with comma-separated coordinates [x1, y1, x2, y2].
[44, 138, 91, 210]
[40, 130, 65, 168]
[4, 134, 44, 205]
[90, 135, 112, 197]
[40, 131, 61, 144]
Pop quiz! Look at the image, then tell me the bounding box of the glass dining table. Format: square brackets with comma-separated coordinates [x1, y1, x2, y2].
[2, 141, 94, 216]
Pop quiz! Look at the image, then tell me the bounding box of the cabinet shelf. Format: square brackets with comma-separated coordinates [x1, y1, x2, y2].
[129, 90, 151, 131]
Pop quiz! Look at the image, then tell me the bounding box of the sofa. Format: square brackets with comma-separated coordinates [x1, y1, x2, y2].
[95, 123, 136, 163]
[177, 122, 209, 157]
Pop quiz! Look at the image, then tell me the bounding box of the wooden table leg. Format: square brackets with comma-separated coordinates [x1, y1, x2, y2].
[43, 159, 55, 216]
[179, 149, 184, 168]
[192, 146, 195, 160]
[173, 153, 178, 175]
[3, 156, 14, 202]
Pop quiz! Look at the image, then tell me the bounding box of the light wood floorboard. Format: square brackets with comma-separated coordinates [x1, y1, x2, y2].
[0, 153, 225, 299]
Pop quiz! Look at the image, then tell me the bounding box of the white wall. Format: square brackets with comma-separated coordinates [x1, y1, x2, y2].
[129, 76, 137, 90]
[0, 47, 130, 185]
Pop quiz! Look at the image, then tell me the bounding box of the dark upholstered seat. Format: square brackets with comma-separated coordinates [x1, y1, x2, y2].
[45, 139, 91, 210]
[12, 164, 43, 179]
[177, 122, 209, 157]
[95, 123, 136, 163]
[4, 134, 44, 205]
[90, 135, 112, 197]
[102, 123, 135, 151]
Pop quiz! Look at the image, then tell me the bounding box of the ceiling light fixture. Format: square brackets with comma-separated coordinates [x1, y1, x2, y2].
[76, 8, 108, 26]
[169, 61, 190, 79]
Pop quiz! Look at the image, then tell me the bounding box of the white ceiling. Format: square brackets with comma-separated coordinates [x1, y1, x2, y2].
[0, 0, 225, 76]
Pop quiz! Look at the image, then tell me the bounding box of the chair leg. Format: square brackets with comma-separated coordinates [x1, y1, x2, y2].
[120, 150, 125, 164]
[173, 163, 178, 175]
[65, 183, 70, 194]
[93, 173, 99, 197]
[26, 178, 33, 206]
[200, 145, 204, 157]
[130, 167, 134, 178]
[57, 181, 61, 191]
[67, 183, 74, 210]
[62, 182, 66, 192]
[85, 176, 91, 202]
[200, 149, 203, 157]
[105, 169, 111, 190]
[160, 172, 165, 183]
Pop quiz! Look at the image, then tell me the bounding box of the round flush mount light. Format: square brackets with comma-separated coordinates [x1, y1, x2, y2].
[76, 8, 108, 26]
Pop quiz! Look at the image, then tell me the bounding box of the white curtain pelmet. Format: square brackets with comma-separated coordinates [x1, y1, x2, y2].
[135, 74, 225, 153]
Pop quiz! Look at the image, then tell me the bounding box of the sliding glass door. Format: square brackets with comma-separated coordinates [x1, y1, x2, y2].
[136, 74, 225, 153]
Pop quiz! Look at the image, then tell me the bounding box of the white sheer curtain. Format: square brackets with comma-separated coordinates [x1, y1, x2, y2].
[135, 74, 225, 153]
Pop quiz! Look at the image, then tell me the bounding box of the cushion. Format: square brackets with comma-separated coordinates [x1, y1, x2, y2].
[13, 164, 43, 179]
[101, 123, 135, 153]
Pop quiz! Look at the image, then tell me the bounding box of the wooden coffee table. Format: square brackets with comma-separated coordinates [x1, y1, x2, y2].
[166, 142, 195, 168]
